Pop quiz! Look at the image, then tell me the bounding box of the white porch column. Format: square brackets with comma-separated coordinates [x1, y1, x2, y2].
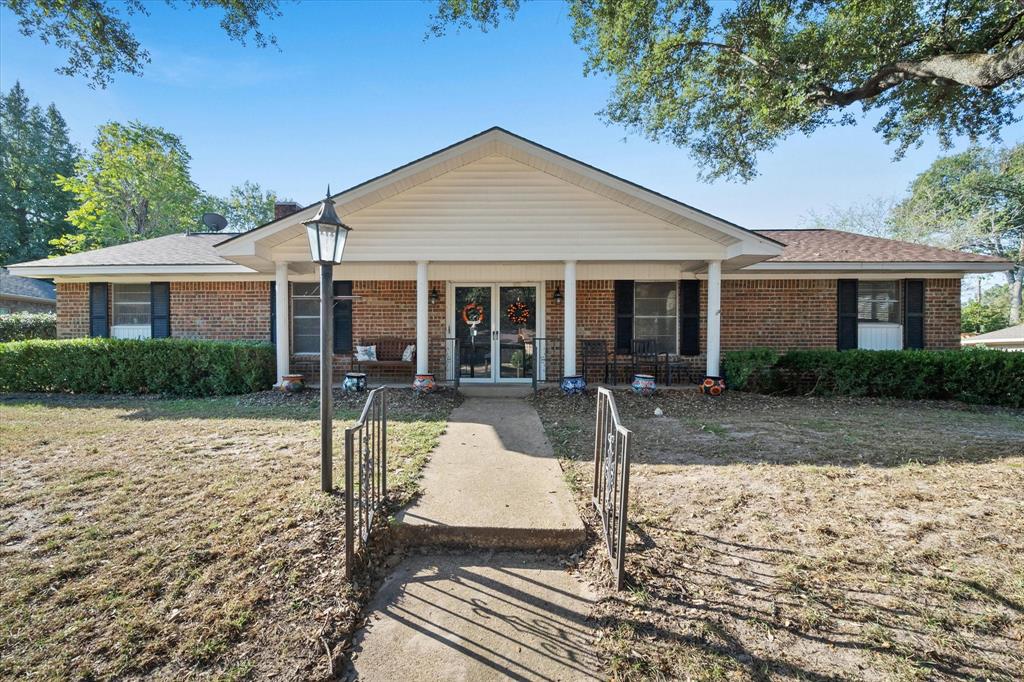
[416, 260, 429, 374]
[274, 262, 290, 384]
[706, 259, 722, 378]
[563, 260, 577, 376]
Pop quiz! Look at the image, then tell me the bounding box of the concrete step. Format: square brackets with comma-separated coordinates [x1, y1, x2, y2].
[456, 383, 534, 397]
[393, 521, 586, 552]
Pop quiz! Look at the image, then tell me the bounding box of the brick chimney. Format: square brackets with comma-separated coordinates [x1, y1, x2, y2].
[274, 201, 302, 221]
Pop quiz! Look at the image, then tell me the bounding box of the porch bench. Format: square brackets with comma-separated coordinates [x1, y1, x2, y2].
[351, 338, 416, 379]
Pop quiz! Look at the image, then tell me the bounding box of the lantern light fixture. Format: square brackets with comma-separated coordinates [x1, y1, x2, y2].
[303, 187, 352, 265]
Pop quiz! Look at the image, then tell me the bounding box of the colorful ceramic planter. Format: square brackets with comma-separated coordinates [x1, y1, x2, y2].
[413, 373, 436, 394]
[560, 375, 587, 395]
[280, 374, 305, 393]
[699, 375, 726, 396]
[343, 372, 367, 393]
[631, 373, 657, 396]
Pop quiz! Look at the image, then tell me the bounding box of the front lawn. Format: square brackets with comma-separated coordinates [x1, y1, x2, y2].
[0, 389, 456, 680]
[532, 390, 1024, 681]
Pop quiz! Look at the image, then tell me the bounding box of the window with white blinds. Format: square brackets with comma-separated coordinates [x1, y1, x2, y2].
[111, 283, 151, 338]
[857, 281, 901, 323]
[633, 281, 678, 354]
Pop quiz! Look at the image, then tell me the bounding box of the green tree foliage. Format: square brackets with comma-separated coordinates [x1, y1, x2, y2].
[432, 0, 1024, 181]
[0, 82, 79, 265]
[52, 122, 201, 254]
[202, 181, 279, 232]
[2, 0, 281, 88]
[890, 144, 1023, 322]
[962, 300, 1010, 333]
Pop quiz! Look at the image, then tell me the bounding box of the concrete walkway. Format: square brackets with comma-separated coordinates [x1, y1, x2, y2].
[394, 397, 585, 550]
[347, 397, 599, 680]
[345, 552, 601, 681]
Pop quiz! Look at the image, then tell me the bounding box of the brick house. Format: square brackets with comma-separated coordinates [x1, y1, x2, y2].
[8, 128, 1009, 386]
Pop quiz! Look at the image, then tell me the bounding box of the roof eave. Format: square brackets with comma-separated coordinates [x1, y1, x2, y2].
[743, 261, 1010, 273]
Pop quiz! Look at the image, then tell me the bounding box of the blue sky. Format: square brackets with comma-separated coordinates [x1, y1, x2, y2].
[1, 0, 1021, 231]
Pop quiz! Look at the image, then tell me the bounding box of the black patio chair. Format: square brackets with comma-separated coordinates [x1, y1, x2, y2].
[631, 338, 668, 382]
[580, 339, 612, 383]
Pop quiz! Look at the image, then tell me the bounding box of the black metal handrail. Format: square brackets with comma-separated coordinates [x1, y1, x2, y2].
[593, 387, 632, 589]
[344, 386, 387, 580]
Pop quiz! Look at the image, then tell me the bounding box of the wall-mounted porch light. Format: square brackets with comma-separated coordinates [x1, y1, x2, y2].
[552, 285, 563, 304]
[429, 287, 439, 305]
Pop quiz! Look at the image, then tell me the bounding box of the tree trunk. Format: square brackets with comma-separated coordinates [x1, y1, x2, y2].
[1010, 267, 1023, 325]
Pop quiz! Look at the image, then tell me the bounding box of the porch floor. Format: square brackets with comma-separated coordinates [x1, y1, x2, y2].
[393, 396, 585, 550]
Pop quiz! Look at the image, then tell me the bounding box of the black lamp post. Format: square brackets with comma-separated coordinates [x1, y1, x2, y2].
[304, 187, 352, 493]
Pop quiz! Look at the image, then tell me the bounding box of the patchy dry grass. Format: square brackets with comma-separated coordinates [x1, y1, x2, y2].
[532, 389, 1024, 681]
[0, 389, 457, 681]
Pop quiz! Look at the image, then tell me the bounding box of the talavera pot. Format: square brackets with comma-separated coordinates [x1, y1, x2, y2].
[280, 374, 305, 393]
[631, 374, 657, 396]
[560, 375, 586, 396]
[343, 372, 367, 393]
[699, 375, 726, 396]
[413, 373, 436, 394]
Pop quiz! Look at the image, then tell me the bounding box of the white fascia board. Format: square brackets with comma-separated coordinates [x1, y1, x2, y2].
[9, 264, 258, 278]
[743, 261, 1010, 273]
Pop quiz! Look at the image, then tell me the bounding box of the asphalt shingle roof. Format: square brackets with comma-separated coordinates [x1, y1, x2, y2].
[755, 229, 1008, 263]
[0, 268, 56, 300]
[962, 324, 1024, 344]
[11, 234, 232, 267]
[7, 228, 1010, 269]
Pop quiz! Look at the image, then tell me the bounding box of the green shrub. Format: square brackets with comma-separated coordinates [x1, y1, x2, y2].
[0, 338, 275, 397]
[722, 348, 778, 390]
[725, 347, 1024, 408]
[0, 312, 56, 342]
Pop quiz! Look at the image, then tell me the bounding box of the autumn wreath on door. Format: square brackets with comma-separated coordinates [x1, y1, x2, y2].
[506, 299, 530, 325]
[461, 302, 486, 326]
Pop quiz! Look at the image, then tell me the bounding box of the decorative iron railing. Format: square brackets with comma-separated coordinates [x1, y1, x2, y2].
[531, 337, 562, 392]
[344, 386, 387, 580]
[593, 387, 632, 589]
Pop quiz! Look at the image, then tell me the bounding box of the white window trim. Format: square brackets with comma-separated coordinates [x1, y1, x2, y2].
[632, 280, 679, 355]
[111, 283, 152, 339]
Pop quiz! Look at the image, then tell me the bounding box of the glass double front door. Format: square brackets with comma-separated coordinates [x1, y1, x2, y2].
[453, 285, 539, 382]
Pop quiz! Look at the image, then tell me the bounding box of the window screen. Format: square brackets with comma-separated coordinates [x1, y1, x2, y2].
[292, 283, 321, 353]
[633, 282, 678, 354]
[112, 284, 151, 326]
[857, 281, 901, 323]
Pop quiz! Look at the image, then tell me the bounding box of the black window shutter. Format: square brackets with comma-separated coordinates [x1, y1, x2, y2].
[614, 280, 634, 353]
[150, 282, 170, 338]
[333, 281, 353, 353]
[836, 279, 858, 350]
[89, 282, 109, 338]
[679, 280, 700, 356]
[269, 281, 276, 344]
[904, 279, 925, 349]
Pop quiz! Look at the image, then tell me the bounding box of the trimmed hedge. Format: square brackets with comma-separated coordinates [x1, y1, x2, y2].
[723, 347, 1024, 408]
[0, 312, 57, 342]
[0, 338, 275, 397]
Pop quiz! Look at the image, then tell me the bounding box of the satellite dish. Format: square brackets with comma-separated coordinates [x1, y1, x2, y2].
[201, 212, 228, 232]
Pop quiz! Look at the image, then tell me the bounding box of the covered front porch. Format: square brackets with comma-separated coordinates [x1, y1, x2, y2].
[262, 260, 731, 389]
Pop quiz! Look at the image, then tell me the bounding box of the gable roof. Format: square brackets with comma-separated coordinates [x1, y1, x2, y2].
[0, 267, 56, 302]
[214, 127, 784, 267]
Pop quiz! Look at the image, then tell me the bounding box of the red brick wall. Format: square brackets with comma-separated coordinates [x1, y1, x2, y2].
[924, 278, 961, 350]
[170, 281, 271, 341]
[0, 297, 54, 314]
[721, 279, 838, 351]
[56, 283, 89, 338]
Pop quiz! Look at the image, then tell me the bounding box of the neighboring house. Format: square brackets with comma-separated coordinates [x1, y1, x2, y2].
[0, 267, 56, 315]
[962, 324, 1024, 352]
[8, 128, 1010, 385]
